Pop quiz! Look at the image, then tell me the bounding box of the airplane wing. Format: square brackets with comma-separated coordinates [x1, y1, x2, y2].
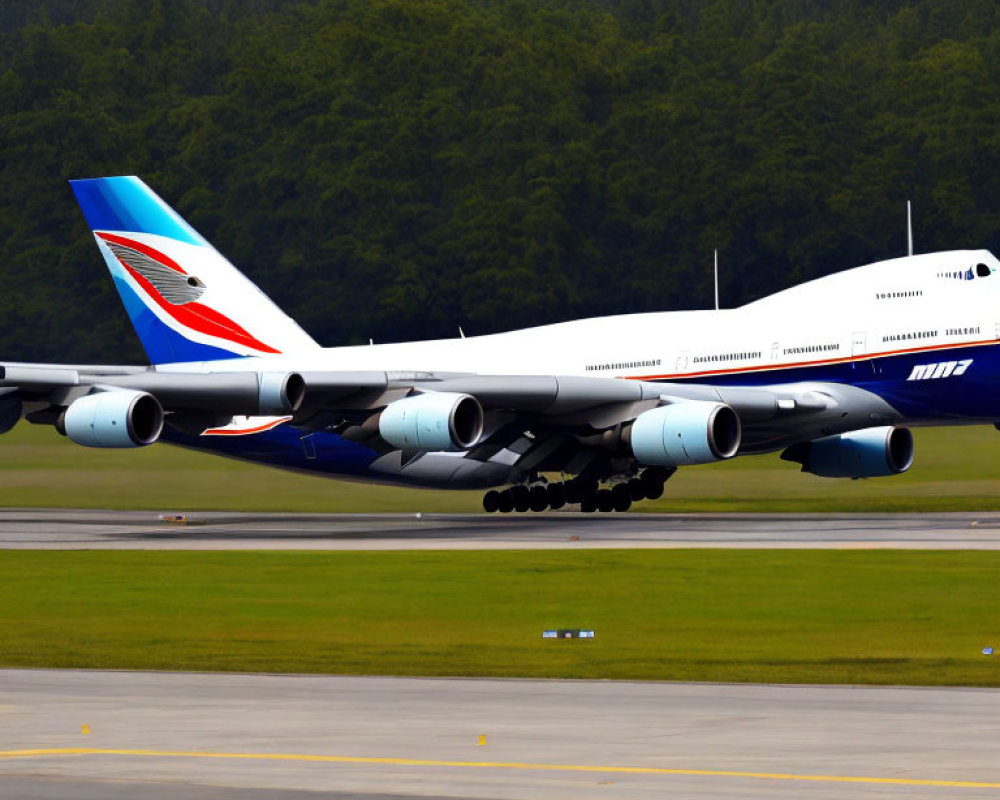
[0, 361, 904, 483]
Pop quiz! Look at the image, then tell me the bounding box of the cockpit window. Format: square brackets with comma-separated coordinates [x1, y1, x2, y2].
[977, 263, 991, 277]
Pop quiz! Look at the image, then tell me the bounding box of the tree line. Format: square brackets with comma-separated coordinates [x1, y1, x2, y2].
[3, 0, 1000, 362]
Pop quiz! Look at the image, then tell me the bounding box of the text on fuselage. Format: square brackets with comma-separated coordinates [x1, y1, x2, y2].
[906, 359, 973, 380]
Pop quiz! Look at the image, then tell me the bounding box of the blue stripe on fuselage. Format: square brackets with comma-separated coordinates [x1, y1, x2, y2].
[160, 424, 381, 477]
[666, 341, 1000, 420]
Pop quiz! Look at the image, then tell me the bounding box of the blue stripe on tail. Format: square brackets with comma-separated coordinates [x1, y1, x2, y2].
[70, 177, 206, 245]
[112, 275, 243, 364]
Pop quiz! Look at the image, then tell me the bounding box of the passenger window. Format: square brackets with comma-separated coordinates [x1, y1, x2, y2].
[977, 263, 991, 277]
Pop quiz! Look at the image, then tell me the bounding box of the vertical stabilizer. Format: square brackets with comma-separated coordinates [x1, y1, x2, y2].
[71, 176, 318, 364]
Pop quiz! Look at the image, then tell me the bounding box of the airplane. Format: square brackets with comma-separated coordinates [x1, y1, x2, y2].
[1, 176, 996, 513]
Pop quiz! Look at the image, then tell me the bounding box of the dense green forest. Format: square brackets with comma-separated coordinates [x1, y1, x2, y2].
[3, 0, 1000, 362]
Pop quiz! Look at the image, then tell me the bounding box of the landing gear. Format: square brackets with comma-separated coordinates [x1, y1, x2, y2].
[640, 467, 672, 500]
[482, 490, 500, 513]
[546, 482, 566, 510]
[611, 483, 632, 512]
[510, 484, 530, 512]
[529, 485, 549, 512]
[481, 467, 676, 513]
[564, 480, 581, 505]
[497, 490, 514, 513]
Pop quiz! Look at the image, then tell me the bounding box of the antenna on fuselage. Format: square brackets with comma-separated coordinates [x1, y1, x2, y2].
[713, 249, 720, 310]
[907, 200, 914, 256]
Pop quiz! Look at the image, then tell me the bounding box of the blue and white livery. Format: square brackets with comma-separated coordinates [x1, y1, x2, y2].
[3, 176, 999, 512]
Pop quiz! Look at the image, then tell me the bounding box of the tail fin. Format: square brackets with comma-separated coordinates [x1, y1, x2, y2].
[70, 176, 318, 364]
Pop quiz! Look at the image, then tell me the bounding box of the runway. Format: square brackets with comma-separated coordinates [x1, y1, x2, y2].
[3, 669, 1000, 800]
[3, 508, 1000, 549]
[5, 513, 998, 799]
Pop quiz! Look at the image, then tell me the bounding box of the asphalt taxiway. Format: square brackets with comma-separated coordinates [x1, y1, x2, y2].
[5, 512, 999, 799]
[3, 508, 1000, 549]
[3, 669, 1000, 800]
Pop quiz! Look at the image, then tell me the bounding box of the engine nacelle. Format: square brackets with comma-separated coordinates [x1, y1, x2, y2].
[781, 426, 914, 478]
[629, 401, 741, 466]
[379, 392, 483, 452]
[63, 390, 164, 448]
[259, 372, 305, 415]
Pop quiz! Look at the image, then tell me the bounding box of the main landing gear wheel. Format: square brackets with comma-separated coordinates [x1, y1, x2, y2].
[510, 484, 531, 512]
[529, 485, 549, 512]
[596, 489, 615, 512]
[640, 467, 672, 500]
[563, 481, 581, 505]
[627, 478, 645, 502]
[611, 483, 632, 512]
[497, 490, 514, 513]
[482, 490, 500, 513]
[546, 482, 566, 510]
[482, 470, 671, 513]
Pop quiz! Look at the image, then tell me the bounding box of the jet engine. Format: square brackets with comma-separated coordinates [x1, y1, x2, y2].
[781, 426, 914, 478]
[629, 401, 741, 466]
[259, 372, 305, 414]
[63, 389, 164, 448]
[379, 391, 484, 452]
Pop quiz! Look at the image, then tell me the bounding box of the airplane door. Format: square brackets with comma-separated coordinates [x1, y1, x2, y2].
[300, 434, 318, 460]
[770, 342, 780, 361]
[675, 353, 688, 373]
[851, 331, 873, 374]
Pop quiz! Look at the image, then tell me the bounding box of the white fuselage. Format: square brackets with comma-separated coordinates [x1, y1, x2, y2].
[167, 249, 1000, 385]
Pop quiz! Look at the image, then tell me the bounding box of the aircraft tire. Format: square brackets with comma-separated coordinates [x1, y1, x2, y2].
[497, 490, 514, 513]
[483, 490, 500, 513]
[580, 491, 597, 513]
[563, 480, 581, 505]
[547, 483, 566, 510]
[529, 485, 549, 512]
[612, 484, 632, 512]
[596, 489, 615, 512]
[627, 478, 645, 501]
[640, 468, 662, 495]
[511, 484, 531, 513]
[641, 469, 667, 500]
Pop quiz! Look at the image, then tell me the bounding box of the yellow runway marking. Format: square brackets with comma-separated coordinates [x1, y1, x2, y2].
[1, 747, 998, 789]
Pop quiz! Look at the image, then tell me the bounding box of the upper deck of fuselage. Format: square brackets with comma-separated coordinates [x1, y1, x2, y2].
[742, 249, 1000, 317]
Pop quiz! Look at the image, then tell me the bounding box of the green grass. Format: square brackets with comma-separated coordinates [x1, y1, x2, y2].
[3, 422, 1000, 512]
[3, 549, 1000, 685]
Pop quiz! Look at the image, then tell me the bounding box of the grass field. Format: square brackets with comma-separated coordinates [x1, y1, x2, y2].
[2, 422, 1000, 512]
[3, 549, 1000, 686]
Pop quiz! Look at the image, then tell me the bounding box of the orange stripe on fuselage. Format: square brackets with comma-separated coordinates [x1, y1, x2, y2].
[624, 337, 998, 382]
